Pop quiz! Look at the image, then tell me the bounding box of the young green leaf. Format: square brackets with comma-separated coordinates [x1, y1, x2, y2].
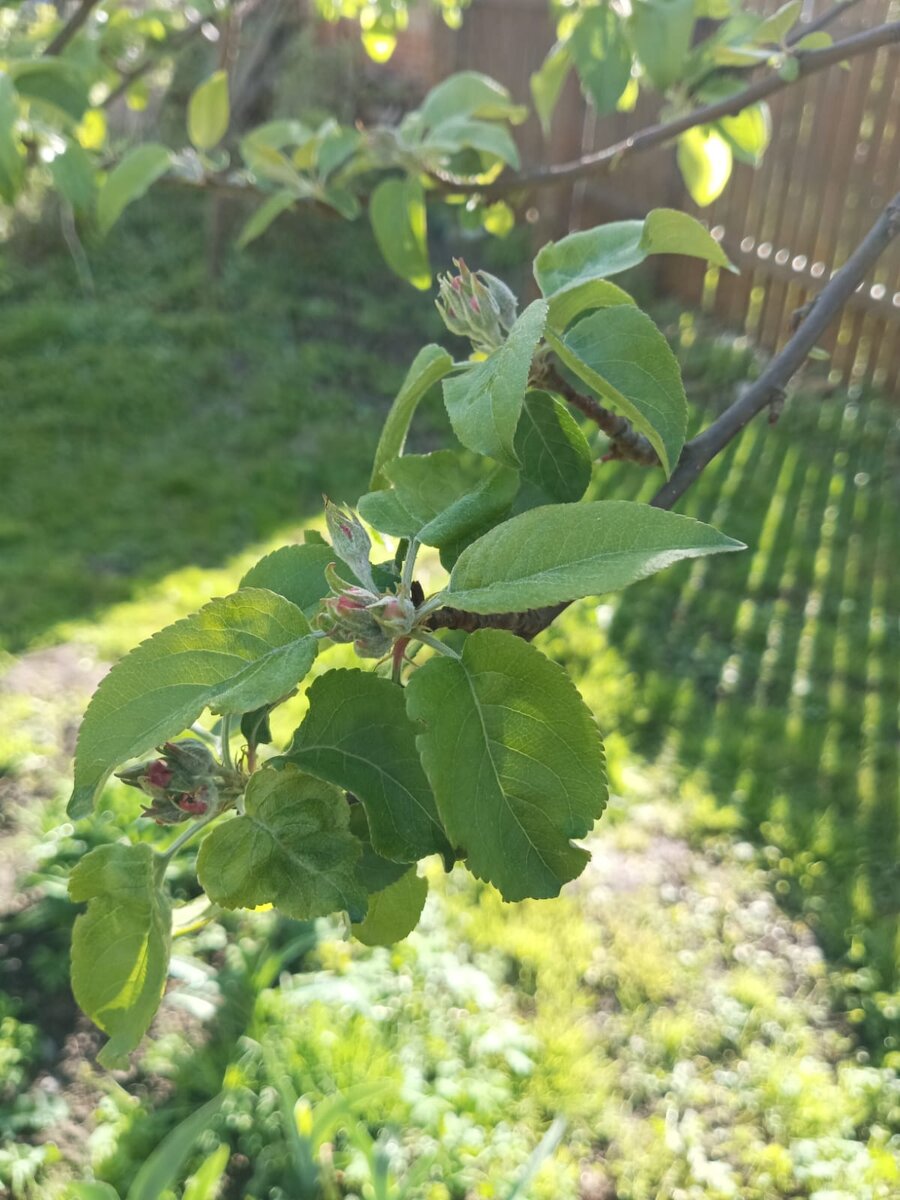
[350, 805, 409, 895]
[530, 40, 572, 136]
[419, 71, 528, 129]
[68, 589, 318, 818]
[237, 190, 297, 249]
[535, 208, 733, 302]
[196, 765, 366, 921]
[715, 103, 771, 165]
[629, 0, 695, 91]
[369, 176, 431, 290]
[446, 500, 744, 613]
[187, 70, 230, 152]
[97, 143, 171, 235]
[9, 58, 89, 122]
[240, 542, 343, 616]
[406, 629, 607, 901]
[351, 869, 428, 946]
[69, 842, 171, 1069]
[545, 278, 634, 334]
[549, 305, 687, 474]
[359, 450, 518, 548]
[284, 669, 451, 862]
[514, 390, 593, 506]
[126, 1095, 225, 1200]
[424, 116, 521, 169]
[50, 139, 95, 214]
[443, 299, 548, 467]
[677, 126, 733, 207]
[370, 345, 455, 489]
[569, 3, 633, 115]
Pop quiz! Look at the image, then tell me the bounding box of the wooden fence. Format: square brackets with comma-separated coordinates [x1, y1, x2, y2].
[396, 0, 900, 393]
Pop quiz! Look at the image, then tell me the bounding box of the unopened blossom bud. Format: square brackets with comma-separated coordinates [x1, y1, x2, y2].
[435, 259, 518, 355]
[324, 498, 377, 590]
[117, 739, 219, 823]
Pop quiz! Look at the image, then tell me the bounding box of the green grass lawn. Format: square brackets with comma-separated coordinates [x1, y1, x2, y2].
[0, 195, 897, 1198]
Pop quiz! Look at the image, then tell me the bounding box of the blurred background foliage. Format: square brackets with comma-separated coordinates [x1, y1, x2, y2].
[0, 2, 897, 1198]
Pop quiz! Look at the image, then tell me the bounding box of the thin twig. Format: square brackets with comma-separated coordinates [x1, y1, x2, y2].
[544, 363, 659, 466]
[102, 17, 208, 110]
[437, 21, 900, 199]
[44, 0, 101, 56]
[786, 0, 864, 46]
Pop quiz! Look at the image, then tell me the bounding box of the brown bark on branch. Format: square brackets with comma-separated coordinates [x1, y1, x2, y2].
[545, 365, 659, 466]
[44, 0, 101, 56]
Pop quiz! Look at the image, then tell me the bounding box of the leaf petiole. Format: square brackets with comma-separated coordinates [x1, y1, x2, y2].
[409, 630, 461, 660]
[160, 806, 222, 865]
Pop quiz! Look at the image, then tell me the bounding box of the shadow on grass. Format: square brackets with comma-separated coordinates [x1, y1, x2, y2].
[573, 326, 900, 1049]
[0, 194, 448, 652]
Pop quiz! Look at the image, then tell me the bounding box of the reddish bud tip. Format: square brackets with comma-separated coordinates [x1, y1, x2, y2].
[469, 296, 480, 313]
[146, 760, 173, 788]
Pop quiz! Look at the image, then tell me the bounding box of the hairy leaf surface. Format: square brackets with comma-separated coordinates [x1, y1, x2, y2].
[240, 542, 340, 616]
[443, 299, 547, 467]
[69, 842, 171, 1069]
[446, 501, 744, 613]
[284, 670, 450, 862]
[550, 306, 687, 474]
[69, 589, 317, 818]
[370, 345, 454, 489]
[406, 629, 606, 900]
[197, 765, 366, 921]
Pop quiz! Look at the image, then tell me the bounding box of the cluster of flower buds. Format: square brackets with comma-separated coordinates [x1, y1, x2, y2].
[116, 739, 219, 824]
[436, 259, 519, 355]
[316, 563, 417, 659]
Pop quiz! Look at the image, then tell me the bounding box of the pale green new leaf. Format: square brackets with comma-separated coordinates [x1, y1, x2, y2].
[530, 40, 572, 136]
[677, 126, 733, 207]
[419, 71, 527, 129]
[629, 0, 695, 91]
[514, 391, 592, 505]
[69, 843, 171, 1069]
[369, 176, 430, 289]
[715, 103, 771, 165]
[237, 190, 297, 249]
[753, 0, 802, 44]
[546, 278, 634, 334]
[549, 305, 687, 474]
[69, 589, 318, 818]
[97, 144, 171, 235]
[240, 542, 339, 617]
[424, 116, 521, 169]
[446, 500, 744, 613]
[188, 71, 229, 151]
[406, 629, 607, 900]
[370, 344, 454, 489]
[443, 299, 548, 467]
[196, 765, 366, 921]
[535, 207, 733, 302]
[359, 450, 518, 547]
[50, 139, 95, 214]
[352, 869, 428, 946]
[127, 1096, 224, 1200]
[569, 3, 632, 114]
[284, 669, 450, 862]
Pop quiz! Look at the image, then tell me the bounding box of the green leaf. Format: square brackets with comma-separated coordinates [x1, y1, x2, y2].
[197, 765, 366, 921]
[51, 139, 95, 214]
[69, 843, 171, 1068]
[514, 390, 592, 505]
[715, 103, 771, 165]
[97, 143, 171, 236]
[10, 59, 89, 122]
[792, 31, 832, 51]
[352, 869, 428, 946]
[284, 669, 450, 862]
[0, 73, 24, 203]
[446, 500, 744, 613]
[629, 0, 695, 91]
[639, 208, 734, 270]
[187, 70, 229, 152]
[753, 0, 801, 44]
[419, 71, 527, 129]
[350, 805, 409, 895]
[535, 208, 733, 304]
[406, 629, 607, 900]
[182, 1144, 231, 1200]
[424, 116, 521, 169]
[369, 176, 430, 290]
[677, 126, 733, 207]
[359, 450, 518, 548]
[569, 4, 632, 114]
[371, 345, 454, 489]
[237, 189, 296, 249]
[240, 542, 341, 617]
[545, 278, 634, 334]
[69, 589, 318, 818]
[126, 1096, 224, 1200]
[530, 40, 572, 137]
[549, 306, 687, 473]
[443, 299, 548, 467]
[67, 1185, 121, 1200]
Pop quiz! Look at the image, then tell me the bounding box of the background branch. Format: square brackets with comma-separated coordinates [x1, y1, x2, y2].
[44, 0, 101, 56]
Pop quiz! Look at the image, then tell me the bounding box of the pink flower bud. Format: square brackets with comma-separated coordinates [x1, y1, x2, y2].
[146, 760, 173, 789]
